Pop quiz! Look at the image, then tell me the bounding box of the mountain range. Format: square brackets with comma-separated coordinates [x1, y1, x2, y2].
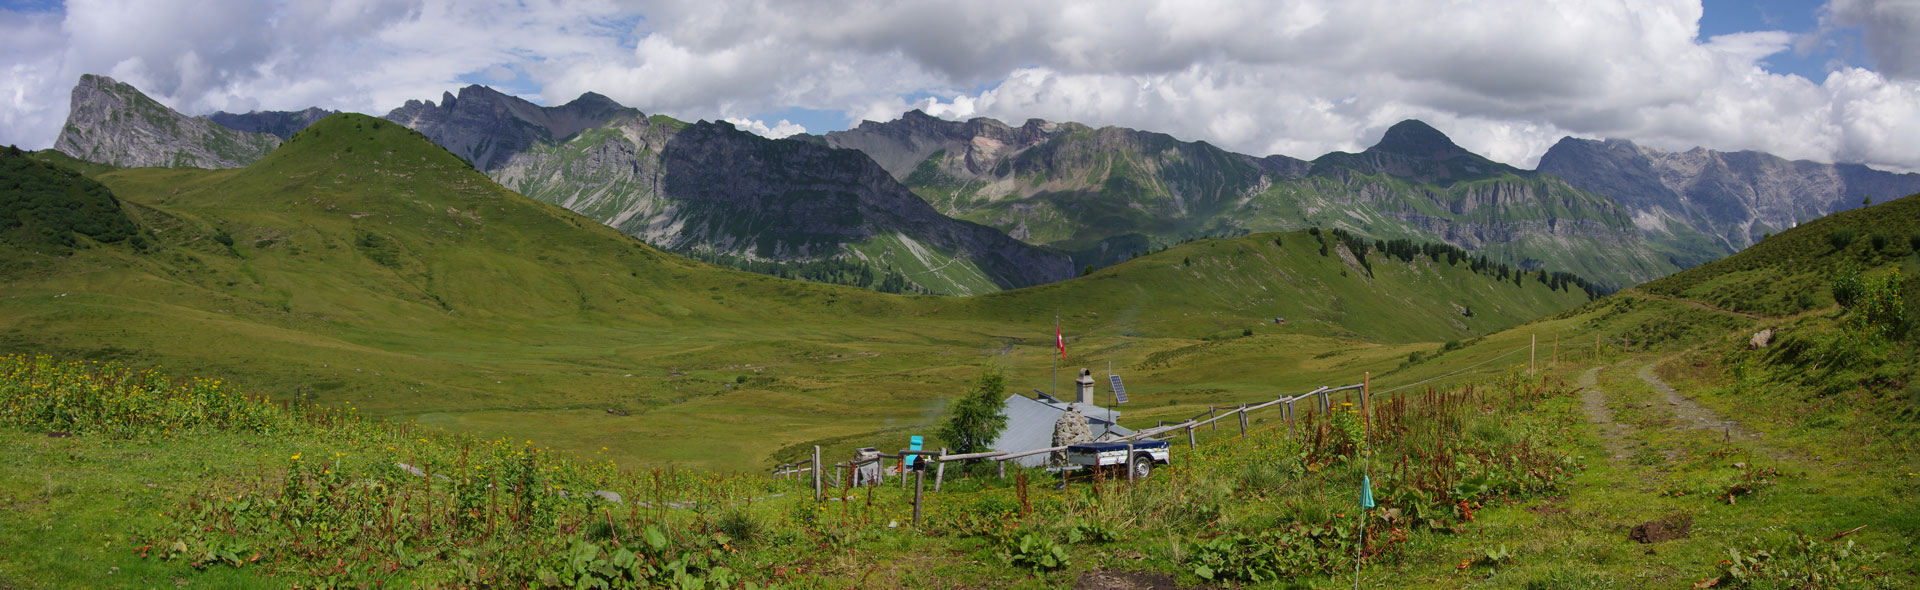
[813, 112, 1686, 286]
[43, 75, 1920, 292]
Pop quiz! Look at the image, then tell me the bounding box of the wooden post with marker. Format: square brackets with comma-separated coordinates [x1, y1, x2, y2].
[912, 470, 924, 525]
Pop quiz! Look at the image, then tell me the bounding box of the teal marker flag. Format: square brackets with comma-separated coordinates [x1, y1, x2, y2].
[1359, 475, 1375, 508]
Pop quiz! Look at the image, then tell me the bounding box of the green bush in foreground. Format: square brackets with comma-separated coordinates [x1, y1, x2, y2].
[2, 355, 777, 588]
[0, 355, 275, 435]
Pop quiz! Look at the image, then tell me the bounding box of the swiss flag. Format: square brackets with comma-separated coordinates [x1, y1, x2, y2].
[1056, 322, 1066, 359]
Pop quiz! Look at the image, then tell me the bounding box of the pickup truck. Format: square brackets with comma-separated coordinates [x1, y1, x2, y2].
[1064, 440, 1170, 479]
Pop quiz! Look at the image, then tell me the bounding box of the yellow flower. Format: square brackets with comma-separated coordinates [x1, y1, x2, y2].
[291, 453, 302, 460]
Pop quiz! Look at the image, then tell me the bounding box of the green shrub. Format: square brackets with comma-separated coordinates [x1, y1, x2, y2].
[1910, 230, 1920, 253]
[1710, 534, 1890, 589]
[1002, 532, 1069, 574]
[1794, 291, 1817, 311]
[1828, 227, 1857, 250]
[714, 508, 762, 545]
[1870, 231, 1891, 250]
[1832, 264, 1863, 309]
[1851, 268, 1907, 340]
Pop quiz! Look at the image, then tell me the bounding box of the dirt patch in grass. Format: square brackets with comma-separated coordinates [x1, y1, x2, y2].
[1628, 514, 1692, 543]
[1074, 570, 1214, 590]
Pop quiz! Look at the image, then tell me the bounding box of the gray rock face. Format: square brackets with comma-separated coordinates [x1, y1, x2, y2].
[1538, 137, 1920, 254]
[208, 107, 336, 139]
[52, 75, 282, 169]
[386, 87, 1073, 292]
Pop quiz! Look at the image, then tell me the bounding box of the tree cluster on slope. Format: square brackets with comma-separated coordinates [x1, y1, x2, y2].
[1300, 226, 1608, 300]
[675, 249, 933, 295]
[1, 146, 141, 250]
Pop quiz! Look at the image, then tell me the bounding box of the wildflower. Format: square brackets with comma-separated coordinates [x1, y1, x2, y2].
[291, 453, 302, 460]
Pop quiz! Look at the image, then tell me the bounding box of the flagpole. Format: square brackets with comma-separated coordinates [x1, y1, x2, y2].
[1052, 313, 1059, 399]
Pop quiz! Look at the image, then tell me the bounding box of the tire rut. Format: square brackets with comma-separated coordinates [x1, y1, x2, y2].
[1634, 363, 1748, 437]
[1577, 365, 1631, 461]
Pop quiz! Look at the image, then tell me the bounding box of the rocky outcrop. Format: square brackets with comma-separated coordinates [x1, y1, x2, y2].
[386, 87, 1073, 292]
[52, 75, 282, 169]
[208, 107, 336, 139]
[1538, 137, 1920, 254]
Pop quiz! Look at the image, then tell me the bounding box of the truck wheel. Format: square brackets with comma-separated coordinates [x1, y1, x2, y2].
[1131, 454, 1153, 480]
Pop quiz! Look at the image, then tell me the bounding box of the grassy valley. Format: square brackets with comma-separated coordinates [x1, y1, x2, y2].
[2, 113, 1587, 474]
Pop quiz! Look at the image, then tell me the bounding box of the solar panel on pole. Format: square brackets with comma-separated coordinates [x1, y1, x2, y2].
[1109, 375, 1128, 404]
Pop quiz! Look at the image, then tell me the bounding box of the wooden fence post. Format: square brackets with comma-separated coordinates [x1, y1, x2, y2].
[1187, 424, 1196, 449]
[934, 448, 947, 492]
[1553, 334, 1559, 368]
[912, 470, 924, 525]
[1238, 404, 1248, 436]
[1530, 334, 1537, 376]
[1209, 406, 1218, 430]
[997, 460, 1005, 480]
[813, 446, 822, 501]
[1282, 401, 1292, 436]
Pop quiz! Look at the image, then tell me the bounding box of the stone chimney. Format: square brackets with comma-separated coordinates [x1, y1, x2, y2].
[1074, 368, 1095, 405]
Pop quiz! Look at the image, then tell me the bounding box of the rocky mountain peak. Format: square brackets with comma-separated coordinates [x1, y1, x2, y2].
[53, 74, 281, 169]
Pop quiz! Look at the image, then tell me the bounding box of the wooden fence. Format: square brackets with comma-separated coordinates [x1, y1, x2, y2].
[771, 376, 1388, 523]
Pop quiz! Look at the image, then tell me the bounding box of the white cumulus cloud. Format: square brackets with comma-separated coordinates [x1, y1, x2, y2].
[3, 0, 1920, 173]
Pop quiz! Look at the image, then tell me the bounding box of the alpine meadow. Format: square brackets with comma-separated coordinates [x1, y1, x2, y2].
[4, 2, 1920, 588]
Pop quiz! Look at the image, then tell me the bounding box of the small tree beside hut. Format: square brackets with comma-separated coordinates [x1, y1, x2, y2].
[937, 366, 1011, 471]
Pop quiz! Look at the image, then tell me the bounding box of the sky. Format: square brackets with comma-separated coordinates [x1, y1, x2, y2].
[3, 0, 1919, 172]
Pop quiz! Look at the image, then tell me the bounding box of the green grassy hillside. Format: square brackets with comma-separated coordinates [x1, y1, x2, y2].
[3, 171, 1914, 589]
[0, 113, 1587, 472]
